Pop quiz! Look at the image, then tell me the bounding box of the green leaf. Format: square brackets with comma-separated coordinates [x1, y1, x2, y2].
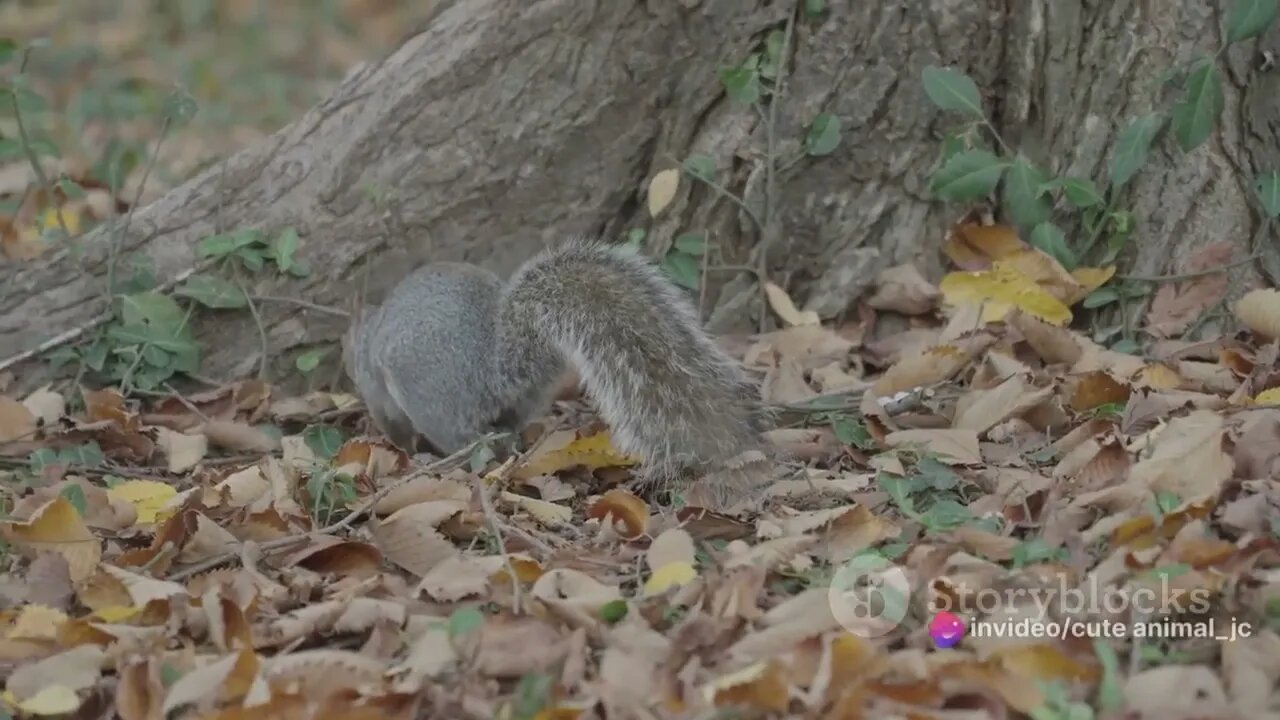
[719, 66, 761, 104]
[600, 599, 629, 623]
[141, 344, 170, 368]
[939, 131, 969, 162]
[1154, 490, 1182, 514]
[198, 230, 262, 258]
[1003, 158, 1052, 228]
[1030, 222, 1077, 270]
[804, 0, 825, 17]
[1040, 177, 1104, 208]
[1256, 171, 1280, 219]
[877, 473, 917, 517]
[1172, 58, 1223, 151]
[919, 499, 972, 532]
[1226, 0, 1279, 43]
[830, 417, 875, 450]
[447, 607, 484, 638]
[0, 138, 19, 161]
[1111, 338, 1140, 354]
[673, 233, 706, 256]
[921, 66, 985, 118]
[120, 291, 185, 330]
[236, 247, 266, 272]
[60, 485, 88, 515]
[59, 442, 105, 468]
[1011, 538, 1065, 568]
[270, 227, 299, 272]
[1083, 286, 1120, 309]
[660, 251, 701, 291]
[916, 456, 959, 491]
[684, 155, 715, 182]
[295, 348, 328, 374]
[804, 113, 842, 156]
[175, 275, 248, 309]
[56, 176, 86, 200]
[1108, 113, 1164, 190]
[28, 448, 58, 473]
[304, 425, 345, 459]
[929, 150, 1006, 201]
[0, 38, 16, 65]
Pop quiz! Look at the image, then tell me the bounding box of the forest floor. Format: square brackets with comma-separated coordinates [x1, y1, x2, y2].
[1, 2, 1279, 720]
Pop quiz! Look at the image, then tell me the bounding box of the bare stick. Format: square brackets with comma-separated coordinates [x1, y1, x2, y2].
[1117, 252, 1261, 283]
[251, 295, 350, 317]
[475, 457, 523, 614]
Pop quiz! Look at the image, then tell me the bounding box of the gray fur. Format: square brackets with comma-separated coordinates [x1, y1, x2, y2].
[345, 238, 766, 483]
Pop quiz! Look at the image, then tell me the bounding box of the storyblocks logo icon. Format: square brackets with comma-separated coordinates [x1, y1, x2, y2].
[928, 611, 966, 648]
[827, 554, 911, 637]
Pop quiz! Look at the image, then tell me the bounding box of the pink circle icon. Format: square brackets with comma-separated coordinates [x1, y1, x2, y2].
[929, 611, 965, 649]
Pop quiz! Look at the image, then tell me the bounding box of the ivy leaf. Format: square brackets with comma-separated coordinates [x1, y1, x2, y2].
[673, 233, 706, 256]
[199, 230, 262, 258]
[1225, 0, 1279, 43]
[1003, 157, 1052, 228]
[683, 155, 715, 182]
[175, 275, 248, 309]
[919, 499, 972, 532]
[162, 88, 198, 126]
[270, 227, 299, 273]
[295, 348, 328, 374]
[59, 442, 105, 468]
[0, 38, 16, 65]
[1108, 113, 1164, 190]
[447, 607, 485, 638]
[921, 66, 985, 119]
[916, 455, 959, 491]
[304, 425, 345, 459]
[1030, 222, 1077, 270]
[930, 150, 1006, 201]
[1172, 57, 1223, 151]
[660, 251, 701, 291]
[804, 113, 842, 156]
[1040, 177, 1104, 208]
[1083, 286, 1120, 309]
[28, 448, 58, 473]
[719, 66, 760, 103]
[60, 485, 88, 515]
[120, 291, 186, 330]
[1256, 171, 1280, 219]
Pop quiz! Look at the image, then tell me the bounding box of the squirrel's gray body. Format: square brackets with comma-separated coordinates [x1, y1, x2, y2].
[345, 238, 765, 483]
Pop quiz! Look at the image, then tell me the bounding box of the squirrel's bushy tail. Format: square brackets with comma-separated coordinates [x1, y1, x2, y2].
[497, 238, 767, 482]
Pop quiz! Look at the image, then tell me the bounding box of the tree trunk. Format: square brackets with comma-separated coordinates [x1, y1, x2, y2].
[3, 0, 1277, 391]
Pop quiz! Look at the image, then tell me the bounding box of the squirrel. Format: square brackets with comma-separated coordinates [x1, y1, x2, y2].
[342, 237, 771, 492]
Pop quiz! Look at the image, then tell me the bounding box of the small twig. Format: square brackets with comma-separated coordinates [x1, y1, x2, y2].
[10, 47, 71, 243]
[250, 295, 350, 318]
[757, 2, 798, 333]
[107, 115, 171, 299]
[475, 457, 523, 614]
[1117, 252, 1262, 283]
[235, 273, 269, 380]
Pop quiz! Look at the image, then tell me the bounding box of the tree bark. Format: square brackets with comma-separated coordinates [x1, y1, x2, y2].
[2, 0, 1277, 390]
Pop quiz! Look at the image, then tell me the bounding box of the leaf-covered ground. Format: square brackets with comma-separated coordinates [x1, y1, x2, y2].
[2, 220, 1280, 719]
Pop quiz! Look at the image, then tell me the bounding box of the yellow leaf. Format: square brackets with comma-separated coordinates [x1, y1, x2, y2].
[1255, 387, 1280, 405]
[1136, 363, 1184, 390]
[997, 249, 1081, 303]
[647, 169, 680, 217]
[106, 480, 178, 525]
[1068, 266, 1117, 305]
[644, 561, 696, 596]
[38, 207, 82, 236]
[939, 263, 1073, 326]
[514, 430, 638, 480]
[12, 684, 82, 715]
[6, 605, 68, 640]
[763, 282, 819, 327]
[0, 496, 102, 583]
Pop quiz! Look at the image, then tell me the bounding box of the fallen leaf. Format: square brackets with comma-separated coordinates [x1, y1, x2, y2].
[154, 428, 208, 473]
[107, 480, 178, 525]
[1235, 287, 1280, 340]
[586, 489, 649, 539]
[0, 395, 37, 443]
[866, 264, 939, 315]
[1145, 241, 1235, 338]
[513, 429, 637, 480]
[647, 169, 680, 216]
[0, 496, 102, 583]
[884, 429, 982, 464]
[22, 387, 65, 426]
[764, 281, 820, 327]
[939, 262, 1073, 326]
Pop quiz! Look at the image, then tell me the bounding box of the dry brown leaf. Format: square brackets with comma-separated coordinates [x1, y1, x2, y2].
[647, 168, 679, 216]
[884, 429, 982, 464]
[872, 344, 971, 397]
[0, 394, 37, 443]
[22, 387, 65, 426]
[1128, 410, 1233, 499]
[953, 373, 1052, 434]
[370, 500, 466, 577]
[0, 496, 102, 583]
[866, 264, 939, 315]
[199, 420, 280, 453]
[760, 358, 817, 404]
